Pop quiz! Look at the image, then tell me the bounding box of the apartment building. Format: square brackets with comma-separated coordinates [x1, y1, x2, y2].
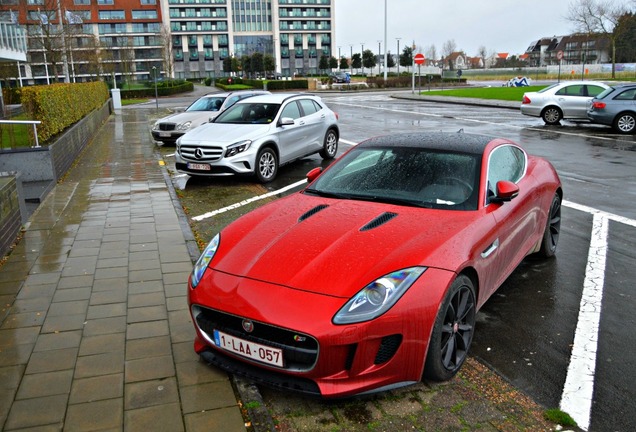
[0, 0, 336, 84]
[525, 34, 611, 67]
[0, 0, 165, 85]
[169, 0, 335, 79]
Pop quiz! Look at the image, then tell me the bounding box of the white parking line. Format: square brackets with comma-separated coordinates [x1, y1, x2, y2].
[560, 213, 608, 431]
[191, 179, 306, 221]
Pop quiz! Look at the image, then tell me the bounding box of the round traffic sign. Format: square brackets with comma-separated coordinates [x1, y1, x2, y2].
[414, 53, 425, 65]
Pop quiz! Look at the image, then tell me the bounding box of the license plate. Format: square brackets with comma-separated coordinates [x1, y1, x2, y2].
[213, 330, 283, 367]
[187, 163, 211, 171]
[159, 132, 172, 137]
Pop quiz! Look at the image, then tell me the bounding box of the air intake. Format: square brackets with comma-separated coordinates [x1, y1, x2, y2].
[360, 212, 398, 232]
[298, 204, 329, 222]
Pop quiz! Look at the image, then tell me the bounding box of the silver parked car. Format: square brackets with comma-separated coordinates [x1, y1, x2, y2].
[587, 84, 636, 134]
[520, 81, 609, 125]
[175, 93, 340, 182]
[151, 90, 269, 145]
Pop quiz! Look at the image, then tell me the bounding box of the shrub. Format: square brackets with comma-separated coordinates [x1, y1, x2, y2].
[21, 82, 109, 143]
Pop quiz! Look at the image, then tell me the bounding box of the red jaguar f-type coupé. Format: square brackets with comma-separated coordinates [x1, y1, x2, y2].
[188, 132, 562, 398]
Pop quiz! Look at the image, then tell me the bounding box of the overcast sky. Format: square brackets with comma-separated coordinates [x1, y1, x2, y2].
[334, 0, 575, 58]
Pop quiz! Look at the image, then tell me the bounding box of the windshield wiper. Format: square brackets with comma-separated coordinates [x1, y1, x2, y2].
[303, 189, 349, 199]
[305, 189, 432, 208]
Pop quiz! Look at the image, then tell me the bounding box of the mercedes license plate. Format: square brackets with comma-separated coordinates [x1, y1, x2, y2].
[187, 163, 211, 171]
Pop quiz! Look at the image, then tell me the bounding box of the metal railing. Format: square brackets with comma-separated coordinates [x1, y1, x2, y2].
[0, 120, 42, 149]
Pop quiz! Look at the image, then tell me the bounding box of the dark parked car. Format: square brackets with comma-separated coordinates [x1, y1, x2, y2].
[329, 72, 349, 83]
[587, 83, 636, 134]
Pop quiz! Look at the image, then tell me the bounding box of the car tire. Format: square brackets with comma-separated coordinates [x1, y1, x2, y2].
[319, 129, 338, 159]
[537, 192, 561, 258]
[423, 274, 476, 382]
[255, 147, 278, 183]
[541, 106, 562, 125]
[612, 112, 636, 134]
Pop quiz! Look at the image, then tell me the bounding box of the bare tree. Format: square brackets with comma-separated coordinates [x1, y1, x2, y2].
[478, 46, 488, 69]
[442, 39, 457, 69]
[566, 0, 629, 77]
[425, 44, 437, 65]
[159, 25, 174, 79]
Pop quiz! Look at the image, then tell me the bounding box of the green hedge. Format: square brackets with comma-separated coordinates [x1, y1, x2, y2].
[21, 82, 109, 143]
[214, 77, 309, 91]
[120, 81, 194, 99]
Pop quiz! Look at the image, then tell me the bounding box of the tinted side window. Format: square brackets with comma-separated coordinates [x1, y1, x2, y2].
[280, 101, 302, 120]
[298, 99, 319, 116]
[556, 85, 585, 96]
[587, 85, 606, 97]
[615, 89, 636, 100]
[487, 146, 526, 193]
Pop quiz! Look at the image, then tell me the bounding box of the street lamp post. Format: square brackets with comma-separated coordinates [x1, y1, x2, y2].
[396, 38, 401, 75]
[378, 41, 381, 76]
[338, 46, 341, 70]
[383, 0, 388, 81]
[350, 45, 353, 74]
[152, 66, 158, 112]
[361, 43, 364, 75]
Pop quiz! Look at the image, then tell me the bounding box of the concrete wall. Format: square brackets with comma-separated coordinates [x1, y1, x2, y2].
[0, 101, 112, 183]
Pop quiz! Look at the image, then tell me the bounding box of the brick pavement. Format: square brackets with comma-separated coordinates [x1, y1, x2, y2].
[0, 107, 247, 431]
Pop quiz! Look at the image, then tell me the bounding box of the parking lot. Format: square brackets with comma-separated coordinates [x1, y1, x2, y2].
[155, 89, 636, 432]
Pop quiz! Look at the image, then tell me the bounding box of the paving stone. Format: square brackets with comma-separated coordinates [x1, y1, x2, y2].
[179, 381, 239, 414]
[128, 292, 165, 308]
[184, 406, 247, 432]
[41, 313, 86, 333]
[69, 373, 124, 404]
[125, 377, 180, 410]
[75, 351, 125, 379]
[127, 305, 167, 323]
[125, 355, 175, 383]
[64, 398, 123, 431]
[47, 300, 89, 317]
[4, 394, 68, 430]
[125, 336, 172, 361]
[124, 402, 184, 432]
[0, 327, 40, 348]
[176, 360, 229, 386]
[86, 302, 127, 319]
[25, 348, 78, 374]
[79, 333, 126, 356]
[15, 369, 74, 399]
[126, 320, 169, 340]
[34, 330, 82, 352]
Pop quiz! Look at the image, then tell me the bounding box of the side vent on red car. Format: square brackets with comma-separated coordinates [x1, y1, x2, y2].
[374, 334, 402, 364]
[298, 204, 329, 222]
[360, 212, 398, 232]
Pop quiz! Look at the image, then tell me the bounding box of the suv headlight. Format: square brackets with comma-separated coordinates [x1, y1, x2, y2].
[333, 267, 426, 324]
[225, 140, 252, 158]
[177, 121, 192, 131]
[190, 234, 220, 288]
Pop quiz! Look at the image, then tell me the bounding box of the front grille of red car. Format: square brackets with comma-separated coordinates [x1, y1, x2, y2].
[194, 307, 319, 372]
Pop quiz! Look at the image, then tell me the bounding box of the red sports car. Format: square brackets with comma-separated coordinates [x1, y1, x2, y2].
[188, 132, 562, 398]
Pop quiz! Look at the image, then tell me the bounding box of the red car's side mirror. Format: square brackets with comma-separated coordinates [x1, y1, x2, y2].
[491, 180, 519, 203]
[306, 167, 322, 183]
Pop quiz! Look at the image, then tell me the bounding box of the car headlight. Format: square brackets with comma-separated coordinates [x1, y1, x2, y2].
[152, 123, 159, 131]
[225, 140, 252, 158]
[333, 267, 426, 324]
[190, 234, 220, 288]
[177, 121, 192, 131]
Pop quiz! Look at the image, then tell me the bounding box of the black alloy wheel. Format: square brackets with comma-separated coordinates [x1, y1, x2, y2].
[538, 192, 562, 258]
[424, 275, 476, 382]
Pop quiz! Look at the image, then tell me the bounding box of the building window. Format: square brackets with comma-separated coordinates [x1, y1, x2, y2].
[204, 48, 213, 60]
[141, 0, 156, 4]
[97, 0, 114, 5]
[74, 0, 90, 4]
[27, 0, 45, 5]
[131, 10, 158, 19]
[99, 10, 125, 20]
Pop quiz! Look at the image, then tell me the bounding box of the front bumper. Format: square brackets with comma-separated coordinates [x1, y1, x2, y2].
[188, 267, 454, 398]
[151, 130, 185, 143]
[175, 147, 257, 177]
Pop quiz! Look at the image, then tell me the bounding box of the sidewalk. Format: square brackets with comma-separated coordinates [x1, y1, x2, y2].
[0, 107, 247, 431]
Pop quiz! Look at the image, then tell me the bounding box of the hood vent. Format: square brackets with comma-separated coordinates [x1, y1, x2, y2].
[360, 212, 398, 231]
[298, 204, 329, 222]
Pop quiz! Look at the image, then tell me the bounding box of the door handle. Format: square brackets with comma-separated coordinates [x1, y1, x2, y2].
[481, 238, 499, 258]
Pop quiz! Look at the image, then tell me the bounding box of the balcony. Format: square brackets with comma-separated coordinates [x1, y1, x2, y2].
[0, 22, 27, 62]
